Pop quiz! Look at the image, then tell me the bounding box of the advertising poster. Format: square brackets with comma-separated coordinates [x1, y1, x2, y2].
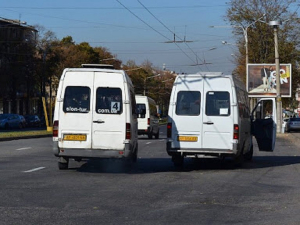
[247, 63, 292, 98]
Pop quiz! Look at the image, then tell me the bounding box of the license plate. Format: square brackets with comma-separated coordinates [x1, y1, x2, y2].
[63, 134, 87, 141]
[178, 136, 198, 142]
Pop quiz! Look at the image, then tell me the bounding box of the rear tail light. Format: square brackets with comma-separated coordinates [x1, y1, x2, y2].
[233, 124, 239, 139]
[147, 118, 150, 125]
[126, 123, 131, 139]
[53, 120, 59, 137]
[167, 122, 172, 138]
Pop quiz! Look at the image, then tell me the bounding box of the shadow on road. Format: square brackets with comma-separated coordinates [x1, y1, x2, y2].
[75, 155, 300, 174]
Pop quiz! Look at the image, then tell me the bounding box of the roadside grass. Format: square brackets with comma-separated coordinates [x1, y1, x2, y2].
[0, 130, 52, 139]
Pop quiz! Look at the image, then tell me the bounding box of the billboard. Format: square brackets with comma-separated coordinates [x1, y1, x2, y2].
[247, 63, 292, 98]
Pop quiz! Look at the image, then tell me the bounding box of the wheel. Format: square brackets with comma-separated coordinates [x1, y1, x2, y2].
[172, 155, 184, 168]
[244, 144, 253, 161]
[18, 123, 23, 129]
[58, 162, 68, 170]
[154, 130, 159, 139]
[58, 157, 69, 170]
[234, 152, 244, 167]
[148, 130, 153, 139]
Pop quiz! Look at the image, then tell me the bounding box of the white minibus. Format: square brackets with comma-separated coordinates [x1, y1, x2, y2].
[53, 64, 138, 169]
[166, 72, 276, 167]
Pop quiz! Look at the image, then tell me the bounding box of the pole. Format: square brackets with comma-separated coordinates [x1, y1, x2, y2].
[274, 25, 282, 133]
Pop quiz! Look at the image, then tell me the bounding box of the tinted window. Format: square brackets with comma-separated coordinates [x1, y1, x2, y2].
[206, 92, 230, 116]
[96, 87, 122, 114]
[176, 91, 200, 116]
[63, 86, 90, 113]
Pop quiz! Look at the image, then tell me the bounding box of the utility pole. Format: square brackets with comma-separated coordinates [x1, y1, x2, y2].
[269, 20, 282, 133]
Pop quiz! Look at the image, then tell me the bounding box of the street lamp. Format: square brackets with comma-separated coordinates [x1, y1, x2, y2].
[269, 20, 282, 133]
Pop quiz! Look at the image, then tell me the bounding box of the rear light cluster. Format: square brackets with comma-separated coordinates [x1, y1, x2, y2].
[147, 118, 150, 125]
[167, 123, 172, 138]
[233, 124, 239, 139]
[53, 120, 59, 137]
[126, 123, 131, 139]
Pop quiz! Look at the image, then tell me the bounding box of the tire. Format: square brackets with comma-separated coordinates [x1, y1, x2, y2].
[58, 162, 68, 170]
[244, 144, 253, 161]
[234, 153, 244, 167]
[154, 130, 159, 139]
[148, 130, 153, 139]
[172, 155, 184, 168]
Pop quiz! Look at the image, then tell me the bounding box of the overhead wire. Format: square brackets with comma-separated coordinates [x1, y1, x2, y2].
[136, 0, 208, 71]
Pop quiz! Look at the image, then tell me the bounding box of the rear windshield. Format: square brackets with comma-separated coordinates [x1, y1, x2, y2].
[176, 91, 200, 116]
[206, 91, 230, 116]
[96, 87, 123, 114]
[63, 86, 90, 113]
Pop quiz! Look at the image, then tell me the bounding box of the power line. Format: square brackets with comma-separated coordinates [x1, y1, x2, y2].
[136, 0, 207, 71]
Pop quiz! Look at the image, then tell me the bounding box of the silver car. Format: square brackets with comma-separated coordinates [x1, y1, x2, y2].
[285, 117, 300, 132]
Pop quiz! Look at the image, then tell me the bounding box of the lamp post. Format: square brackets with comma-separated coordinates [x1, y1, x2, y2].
[269, 20, 282, 133]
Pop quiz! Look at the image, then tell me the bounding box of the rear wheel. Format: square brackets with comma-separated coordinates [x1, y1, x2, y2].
[172, 155, 184, 168]
[244, 144, 253, 161]
[154, 130, 159, 139]
[58, 157, 69, 170]
[148, 130, 153, 139]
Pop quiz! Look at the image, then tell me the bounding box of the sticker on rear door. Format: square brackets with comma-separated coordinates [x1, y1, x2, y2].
[111, 101, 121, 113]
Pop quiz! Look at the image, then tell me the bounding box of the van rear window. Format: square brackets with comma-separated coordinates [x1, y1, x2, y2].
[205, 91, 230, 116]
[63, 86, 90, 113]
[176, 91, 200, 116]
[96, 88, 123, 114]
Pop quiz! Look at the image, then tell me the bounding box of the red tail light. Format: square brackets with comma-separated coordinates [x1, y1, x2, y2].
[233, 124, 239, 139]
[167, 122, 172, 138]
[126, 123, 131, 139]
[147, 118, 150, 125]
[53, 120, 59, 137]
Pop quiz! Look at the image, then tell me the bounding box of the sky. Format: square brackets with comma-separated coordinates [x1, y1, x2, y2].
[1, 0, 298, 74]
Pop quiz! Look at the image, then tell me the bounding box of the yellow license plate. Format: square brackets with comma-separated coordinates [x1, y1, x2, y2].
[63, 134, 87, 141]
[178, 136, 198, 142]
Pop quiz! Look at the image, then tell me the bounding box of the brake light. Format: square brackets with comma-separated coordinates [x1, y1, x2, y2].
[147, 118, 150, 125]
[126, 123, 131, 139]
[233, 124, 239, 139]
[53, 120, 59, 137]
[167, 122, 172, 138]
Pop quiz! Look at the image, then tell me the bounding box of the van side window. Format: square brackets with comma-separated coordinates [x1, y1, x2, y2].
[176, 91, 200, 116]
[206, 91, 230, 116]
[130, 90, 137, 117]
[63, 86, 90, 113]
[96, 87, 123, 114]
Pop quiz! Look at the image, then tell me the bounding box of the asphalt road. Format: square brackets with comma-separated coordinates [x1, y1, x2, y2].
[1, 126, 300, 225]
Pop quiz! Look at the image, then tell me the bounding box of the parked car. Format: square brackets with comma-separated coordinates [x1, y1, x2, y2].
[285, 117, 300, 132]
[24, 115, 41, 127]
[18, 115, 27, 128]
[0, 114, 24, 129]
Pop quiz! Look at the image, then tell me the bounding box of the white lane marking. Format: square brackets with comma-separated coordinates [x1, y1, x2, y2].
[146, 142, 151, 145]
[16, 147, 32, 151]
[23, 167, 45, 173]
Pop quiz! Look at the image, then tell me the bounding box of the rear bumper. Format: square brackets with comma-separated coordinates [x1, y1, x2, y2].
[53, 141, 134, 159]
[138, 128, 150, 135]
[166, 141, 239, 157]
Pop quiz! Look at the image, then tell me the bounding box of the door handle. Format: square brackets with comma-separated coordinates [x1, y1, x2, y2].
[203, 121, 214, 125]
[93, 120, 105, 124]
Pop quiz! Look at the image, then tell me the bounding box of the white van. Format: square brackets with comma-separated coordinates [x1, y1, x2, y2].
[166, 72, 276, 167]
[135, 95, 160, 139]
[52, 64, 138, 170]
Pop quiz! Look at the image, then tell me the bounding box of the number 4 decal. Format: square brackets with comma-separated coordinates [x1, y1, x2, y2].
[111, 101, 120, 113]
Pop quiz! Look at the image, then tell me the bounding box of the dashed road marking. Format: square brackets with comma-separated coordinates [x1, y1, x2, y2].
[146, 142, 151, 145]
[23, 167, 45, 173]
[16, 147, 32, 151]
